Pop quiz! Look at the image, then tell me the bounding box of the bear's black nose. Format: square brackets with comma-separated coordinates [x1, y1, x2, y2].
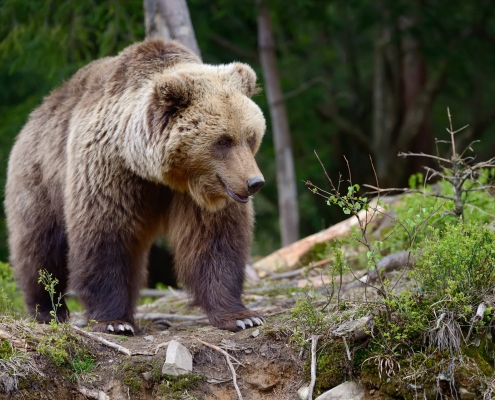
[247, 176, 265, 195]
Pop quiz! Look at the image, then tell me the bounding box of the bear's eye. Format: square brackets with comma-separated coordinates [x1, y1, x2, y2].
[217, 138, 232, 148]
[248, 136, 256, 150]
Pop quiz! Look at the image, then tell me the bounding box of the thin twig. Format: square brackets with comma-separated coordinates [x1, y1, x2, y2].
[308, 335, 321, 400]
[263, 258, 332, 280]
[342, 336, 351, 361]
[135, 313, 207, 321]
[198, 339, 243, 400]
[72, 326, 132, 356]
[398, 151, 451, 163]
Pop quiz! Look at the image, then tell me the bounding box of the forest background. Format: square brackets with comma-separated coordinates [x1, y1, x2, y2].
[1, 0, 495, 262]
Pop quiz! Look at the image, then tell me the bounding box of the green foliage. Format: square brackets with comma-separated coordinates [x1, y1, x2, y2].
[36, 270, 94, 369]
[413, 222, 495, 314]
[290, 291, 327, 346]
[379, 291, 429, 351]
[325, 240, 349, 305]
[36, 322, 76, 366]
[37, 269, 62, 321]
[305, 118, 495, 396]
[0, 339, 14, 360]
[0, 261, 24, 315]
[69, 355, 95, 382]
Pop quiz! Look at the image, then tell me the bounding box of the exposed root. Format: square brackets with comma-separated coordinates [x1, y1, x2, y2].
[198, 339, 243, 400]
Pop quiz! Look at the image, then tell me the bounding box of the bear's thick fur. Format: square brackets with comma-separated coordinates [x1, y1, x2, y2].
[5, 39, 266, 333]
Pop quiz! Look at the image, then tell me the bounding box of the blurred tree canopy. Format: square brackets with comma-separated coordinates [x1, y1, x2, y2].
[1, 0, 495, 260]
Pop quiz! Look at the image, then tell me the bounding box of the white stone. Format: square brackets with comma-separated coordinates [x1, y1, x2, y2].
[315, 381, 365, 400]
[297, 385, 309, 400]
[252, 329, 260, 338]
[142, 372, 152, 381]
[143, 335, 154, 342]
[161, 340, 193, 376]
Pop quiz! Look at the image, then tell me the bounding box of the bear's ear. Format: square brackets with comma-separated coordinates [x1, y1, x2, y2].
[223, 63, 260, 98]
[155, 75, 191, 111]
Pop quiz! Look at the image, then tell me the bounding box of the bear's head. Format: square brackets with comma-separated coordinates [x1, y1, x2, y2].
[134, 60, 266, 211]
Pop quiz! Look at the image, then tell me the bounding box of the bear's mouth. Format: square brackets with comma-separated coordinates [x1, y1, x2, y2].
[219, 178, 249, 203]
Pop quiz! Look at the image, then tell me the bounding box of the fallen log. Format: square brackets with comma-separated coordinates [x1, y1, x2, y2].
[253, 197, 395, 276]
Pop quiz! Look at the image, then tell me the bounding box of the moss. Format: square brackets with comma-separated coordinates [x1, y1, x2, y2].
[306, 339, 348, 395]
[123, 372, 143, 394]
[150, 359, 165, 382]
[463, 342, 494, 377]
[155, 373, 204, 399]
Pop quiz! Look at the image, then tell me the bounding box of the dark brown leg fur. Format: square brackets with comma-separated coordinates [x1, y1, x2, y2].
[65, 178, 166, 335]
[169, 193, 263, 331]
[67, 232, 147, 333]
[9, 216, 69, 324]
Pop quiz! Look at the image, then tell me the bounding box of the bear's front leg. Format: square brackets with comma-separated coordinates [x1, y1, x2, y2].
[169, 194, 265, 331]
[67, 231, 147, 335]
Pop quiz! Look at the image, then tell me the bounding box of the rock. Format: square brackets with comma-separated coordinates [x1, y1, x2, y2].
[162, 340, 193, 376]
[142, 372, 152, 381]
[247, 378, 278, 392]
[331, 316, 373, 341]
[78, 387, 110, 400]
[252, 329, 260, 338]
[97, 392, 109, 400]
[314, 381, 365, 400]
[459, 387, 475, 400]
[297, 385, 309, 400]
[143, 335, 154, 342]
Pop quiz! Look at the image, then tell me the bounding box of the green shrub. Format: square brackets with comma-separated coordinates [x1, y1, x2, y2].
[0, 261, 24, 316]
[412, 222, 495, 314]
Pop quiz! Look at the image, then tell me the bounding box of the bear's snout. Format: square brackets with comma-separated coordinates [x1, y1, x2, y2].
[246, 176, 265, 195]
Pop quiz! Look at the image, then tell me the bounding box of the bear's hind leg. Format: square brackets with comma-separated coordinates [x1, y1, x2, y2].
[9, 217, 70, 323]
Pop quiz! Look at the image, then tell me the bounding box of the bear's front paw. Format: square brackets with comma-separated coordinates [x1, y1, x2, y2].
[91, 320, 137, 335]
[210, 310, 265, 332]
[235, 316, 265, 330]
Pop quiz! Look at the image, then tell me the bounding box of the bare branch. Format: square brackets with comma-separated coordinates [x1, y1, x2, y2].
[398, 151, 451, 164]
[73, 326, 132, 356]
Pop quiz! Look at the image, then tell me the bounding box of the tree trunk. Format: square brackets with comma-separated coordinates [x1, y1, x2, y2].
[143, 0, 201, 60]
[143, 0, 200, 289]
[400, 17, 433, 179]
[143, 0, 171, 41]
[257, 3, 299, 246]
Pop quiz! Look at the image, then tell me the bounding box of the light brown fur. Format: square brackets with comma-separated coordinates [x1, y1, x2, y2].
[5, 39, 266, 332]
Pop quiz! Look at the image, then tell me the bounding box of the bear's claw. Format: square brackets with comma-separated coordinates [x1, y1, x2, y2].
[107, 323, 135, 335]
[235, 316, 264, 330]
[92, 320, 136, 335]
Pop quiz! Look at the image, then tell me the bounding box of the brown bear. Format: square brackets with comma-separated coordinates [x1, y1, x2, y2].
[5, 39, 266, 334]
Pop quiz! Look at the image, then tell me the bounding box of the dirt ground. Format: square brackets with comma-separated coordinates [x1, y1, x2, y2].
[0, 313, 308, 399]
[0, 265, 405, 400]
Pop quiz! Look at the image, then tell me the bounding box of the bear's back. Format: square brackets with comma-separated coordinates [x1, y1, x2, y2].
[7, 40, 200, 213]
